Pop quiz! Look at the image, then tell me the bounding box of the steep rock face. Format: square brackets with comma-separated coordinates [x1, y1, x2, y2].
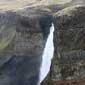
[0, 7, 52, 85]
[54, 5, 85, 60]
[53, 5, 85, 79]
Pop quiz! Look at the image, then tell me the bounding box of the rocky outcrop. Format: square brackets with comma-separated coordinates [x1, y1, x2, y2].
[53, 5, 85, 80]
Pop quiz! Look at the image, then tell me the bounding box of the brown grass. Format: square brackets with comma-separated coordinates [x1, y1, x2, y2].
[0, 0, 72, 11]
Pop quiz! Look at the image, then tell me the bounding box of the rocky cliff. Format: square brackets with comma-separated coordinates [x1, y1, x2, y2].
[53, 5, 85, 80]
[0, 2, 53, 84]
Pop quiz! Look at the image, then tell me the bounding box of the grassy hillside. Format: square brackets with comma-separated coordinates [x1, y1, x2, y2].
[0, 0, 72, 11]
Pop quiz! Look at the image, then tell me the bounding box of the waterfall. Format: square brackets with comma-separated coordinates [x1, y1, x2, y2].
[39, 23, 54, 83]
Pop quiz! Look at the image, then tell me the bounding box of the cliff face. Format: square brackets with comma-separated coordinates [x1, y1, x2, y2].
[54, 5, 85, 59]
[53, 5, 85, 80]
[0, 5, 53, 85]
